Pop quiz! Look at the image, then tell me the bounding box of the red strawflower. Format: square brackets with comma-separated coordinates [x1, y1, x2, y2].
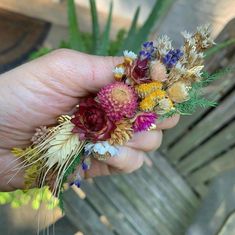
[71, 97, 116, 141]
[129, 58, 151, 84]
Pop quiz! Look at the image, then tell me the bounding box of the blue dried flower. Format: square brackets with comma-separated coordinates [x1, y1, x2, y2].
[162, 49, 183, 68]
[139, 41, 155, 60]
[70, 172, 82, 188]
[70, 179, 81, 188]
[82, 161, 89, 171]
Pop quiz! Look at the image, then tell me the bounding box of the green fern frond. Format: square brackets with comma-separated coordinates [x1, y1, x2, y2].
[58, 152, 82, 212]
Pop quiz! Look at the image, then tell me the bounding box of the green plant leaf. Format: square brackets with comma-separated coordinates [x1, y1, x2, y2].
[89, 0, 100, 53]
[205, 39, 235, 59]
[29, 48, 53, 60]
[118, 6, 140, 54]
[130, 0, 174, 52]
[97, 1, 113, 55]
[109, 29, 126, 56]
[67, 0, 86, 51]
[58, 152, 82, 211]
[59, 40, 71, 49]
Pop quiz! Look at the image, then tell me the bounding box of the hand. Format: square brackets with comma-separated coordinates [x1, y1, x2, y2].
[0, 49, 179, 191]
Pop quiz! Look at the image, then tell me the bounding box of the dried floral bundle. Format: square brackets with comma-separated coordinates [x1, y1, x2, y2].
[11, 25, 216, 208]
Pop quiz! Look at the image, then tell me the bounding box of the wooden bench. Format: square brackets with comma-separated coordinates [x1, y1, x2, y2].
[187, 169, 235, 235]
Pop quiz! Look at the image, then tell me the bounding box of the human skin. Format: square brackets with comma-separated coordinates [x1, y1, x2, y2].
[0, 49, 179, 191]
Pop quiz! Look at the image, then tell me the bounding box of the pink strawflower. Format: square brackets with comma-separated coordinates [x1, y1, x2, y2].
[97, 82, 138, 122]
[133, 112, 158, 132]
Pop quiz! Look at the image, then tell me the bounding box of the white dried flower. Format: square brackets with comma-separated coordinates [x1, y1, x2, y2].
[188, 65, 204, 78]
[188, 38, 197, 47]
[113, 66, 125, 76]
[123, 50, 137, 60]
[155, 35, 173, 56]
[181, 31, 192, 40]
[167, 62, 188, 85]
[85, 141, 119, 157]
[196, 24, 215, 48]
[197, 24, 211, 37]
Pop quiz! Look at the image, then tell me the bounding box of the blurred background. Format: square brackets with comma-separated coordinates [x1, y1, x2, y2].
[0, 0, 235, 235]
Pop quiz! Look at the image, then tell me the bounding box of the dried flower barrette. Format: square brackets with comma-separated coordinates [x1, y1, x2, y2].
[11, 25, 216, 208]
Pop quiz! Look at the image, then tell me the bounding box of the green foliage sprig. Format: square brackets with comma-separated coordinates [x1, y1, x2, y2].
[160, 69, 232, 120]
[58, 152, 82, 211]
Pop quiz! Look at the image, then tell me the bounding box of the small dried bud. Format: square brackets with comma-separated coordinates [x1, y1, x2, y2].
[31, 126, 48, 145]
[150, 60, 168, 82]
[155, 98, 174, 114]
[167, 81, 190, 103]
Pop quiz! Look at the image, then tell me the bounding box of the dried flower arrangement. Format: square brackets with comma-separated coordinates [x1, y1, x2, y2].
[11, 25, 217, 209]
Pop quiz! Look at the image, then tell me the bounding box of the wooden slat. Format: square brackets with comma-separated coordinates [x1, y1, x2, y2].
[143, 164, 195, 215]
[123, 166, 189, 232]
[63, 188, 114, 235]
[116, 173, 179, 234]
[186, 169, 235, 235]
[42, 216, 79, 235]
[133, 170, 188, 231]
[193, 184, 209, 198]
[166, 89, 235, 163]
[81, 180, 139, 235]
[149, 152, 199, 208]
[218, 211, 235, 235]
[139, 166, 194, 223]
[177, 120, 235, 175]
[188, 147, 235, 187]
[94, 176, 157, 235]
[109, 174, 173, 235]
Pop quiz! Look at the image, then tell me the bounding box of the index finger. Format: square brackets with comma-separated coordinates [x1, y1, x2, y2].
[28, 49, 123, 95]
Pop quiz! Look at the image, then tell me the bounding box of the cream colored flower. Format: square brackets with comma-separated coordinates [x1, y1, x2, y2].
[150, 60, 168, 82]
[155, 98, 174, 115]
[45, 121, 84, 168]
[167, 81, 190, 103]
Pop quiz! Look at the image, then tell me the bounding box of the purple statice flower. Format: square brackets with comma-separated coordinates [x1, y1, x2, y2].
[133, 112, 158, 132]
[70, 172, 82, 188]
[70, 179, 81, 188]
[82, 161, 89, 171]
[162, 49, 183, 68]
[139, 41, 155, 60]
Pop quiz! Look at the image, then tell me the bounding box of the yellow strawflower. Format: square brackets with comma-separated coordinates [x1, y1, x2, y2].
[136, 81, 163, 98]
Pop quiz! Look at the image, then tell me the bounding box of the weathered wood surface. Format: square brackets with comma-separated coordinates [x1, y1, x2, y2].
[63, 153, 199, 235]
[188, 147, 235, 187]
[186, 169, 235, 235]
[167, 89, 235, 164]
